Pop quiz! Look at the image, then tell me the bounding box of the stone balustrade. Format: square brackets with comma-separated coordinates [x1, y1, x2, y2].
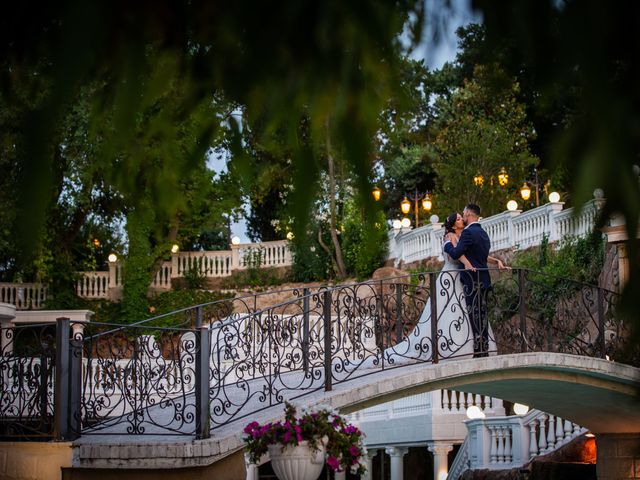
[0, 240, 292, 308]
[448, 409, 587, 479]
[388, 197, 604, 266]
[0, 283, 47, 310]
[73, 239, 291, 301]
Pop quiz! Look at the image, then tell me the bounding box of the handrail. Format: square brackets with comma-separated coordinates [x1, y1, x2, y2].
[448, 436, 470, 480]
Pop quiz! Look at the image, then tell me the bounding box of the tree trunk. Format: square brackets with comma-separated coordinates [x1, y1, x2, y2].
[325, 120, 348, 279]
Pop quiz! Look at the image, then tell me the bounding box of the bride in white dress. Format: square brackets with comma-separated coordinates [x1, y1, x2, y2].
[376, 212, 500, 367]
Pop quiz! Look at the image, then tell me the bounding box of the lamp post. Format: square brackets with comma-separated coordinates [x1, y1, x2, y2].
[473, 167, 509, 188]
[511, 166, 561, 209]
[400, 189, 433, 227]
[520, 167, 544, 207]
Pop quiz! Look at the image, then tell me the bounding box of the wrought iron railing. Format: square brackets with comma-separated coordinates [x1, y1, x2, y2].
[0, 269, 636, 440]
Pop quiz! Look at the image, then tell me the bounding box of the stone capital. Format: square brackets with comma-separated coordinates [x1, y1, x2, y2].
[427, 443, 453, 456]
[385, 446, 409, 458]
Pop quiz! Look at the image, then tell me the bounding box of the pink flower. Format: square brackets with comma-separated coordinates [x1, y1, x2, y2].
[348, 445, 360, 457]
[327, 456, 341, 471]
[342, 425, 359, 435]
[283, 431, 292, 443]
[294, 425, 303, 442]
[243, 421, 259, 434]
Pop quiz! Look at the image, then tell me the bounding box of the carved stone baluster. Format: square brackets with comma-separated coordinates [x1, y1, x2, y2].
[504, 426, 512, 464]
[573, 422, 580, 435]
[442, 390, 450, 411]
[538, 414, 548, 452]
[564, 419, 573, 440]
[489, 426, 498, 464]
[556, 415, 565, 445]
[529, 421, 539, 459]
[547, 415, 556, 450]
[466, 392, 473, 409]
[496, 427, 505, 463]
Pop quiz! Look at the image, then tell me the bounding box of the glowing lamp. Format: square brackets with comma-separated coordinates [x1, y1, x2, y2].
[231, 236, 241, 245]
[401, 217, 411, 229]
[430, 214, 439, 224]
[507, 200, 518, 211]
[286, 231, 294, 240]
[473, 173, 484, 187]
[392, 219, 402, 230]
[520, 183, 531, 201]
[108, 253, 118, 263]
[422, 195, 433, 211]
[513, 403, 529, 415]
[92, 238, 101, 248]
[466, 405, 486, 420]
[171, 244, 179, 254]
[548, 191, 561, 203]
[400, 197, 411, 215]
[372, 186, 382, 202]
[498, 167, 509, 186]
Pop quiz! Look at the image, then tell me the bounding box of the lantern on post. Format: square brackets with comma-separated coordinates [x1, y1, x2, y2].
[497, 167, 509, 187]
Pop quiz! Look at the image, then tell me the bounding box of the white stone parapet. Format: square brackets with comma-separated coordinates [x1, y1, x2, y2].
[388, 198, 603, 266]
[448, 409, 587, 480]
[29, 239, 292, 304]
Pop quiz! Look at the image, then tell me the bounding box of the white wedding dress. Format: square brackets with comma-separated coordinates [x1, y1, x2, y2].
[371, 247, 496, 368]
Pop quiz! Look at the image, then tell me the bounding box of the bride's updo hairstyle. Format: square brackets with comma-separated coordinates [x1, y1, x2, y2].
[444, 213, 458, 234]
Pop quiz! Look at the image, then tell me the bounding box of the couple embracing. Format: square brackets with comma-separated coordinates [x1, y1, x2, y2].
[442, 203, 508, 358]
[379, 203, 508, 366]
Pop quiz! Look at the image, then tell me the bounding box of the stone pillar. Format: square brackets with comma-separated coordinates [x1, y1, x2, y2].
[362, 450, 377, 480]
[428, 442, 453, 480]
[596, 433, 640, 480]
[385, 446, 408, 480]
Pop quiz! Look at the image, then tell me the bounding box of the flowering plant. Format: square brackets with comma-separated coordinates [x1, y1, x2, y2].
[243, 402, 367, 475]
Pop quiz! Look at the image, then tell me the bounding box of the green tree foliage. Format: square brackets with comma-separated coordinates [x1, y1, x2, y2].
[432, 65, 539, 216]
[238, 117, 293, 243]
[2, 1, 639, 337]
[512, 233, 605, 287]
[473, 0, 640, 336]
[2, 0, 424, 262]
[381, 144, 436, 222]
[376, 58, 437, 221]
[342, 203, 389, 280]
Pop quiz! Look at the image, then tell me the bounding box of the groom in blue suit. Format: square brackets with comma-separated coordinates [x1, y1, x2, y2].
[443, 204, 491, 357]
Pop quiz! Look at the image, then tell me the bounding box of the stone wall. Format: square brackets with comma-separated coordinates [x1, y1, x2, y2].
[62, 450, 247, 480]
[597, 433, 640, 480]
[0, 442, 73, 480]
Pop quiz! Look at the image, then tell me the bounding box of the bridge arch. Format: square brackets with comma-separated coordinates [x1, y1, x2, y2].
[311, 353, 640, 434]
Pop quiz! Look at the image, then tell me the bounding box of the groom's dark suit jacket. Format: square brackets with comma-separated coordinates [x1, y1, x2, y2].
[443, 222, 491, 289]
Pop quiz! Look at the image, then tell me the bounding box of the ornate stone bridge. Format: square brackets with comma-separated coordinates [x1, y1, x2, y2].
[1, 269, 638, 479]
